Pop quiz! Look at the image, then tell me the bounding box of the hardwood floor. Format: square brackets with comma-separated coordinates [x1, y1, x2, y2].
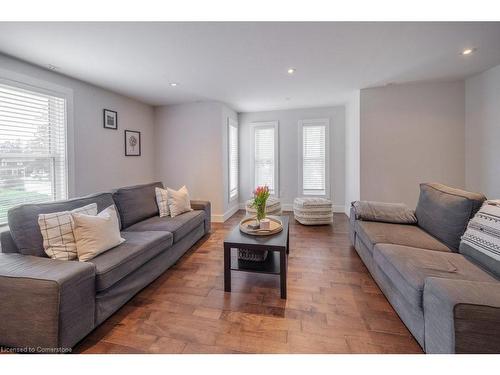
[74, 211, 423, 354]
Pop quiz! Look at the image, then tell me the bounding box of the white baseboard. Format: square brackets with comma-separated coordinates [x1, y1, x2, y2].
[211, 204, 240, 223]
[333, 205, 345, 213]
[235, 202, 345, 213]
[211, 214, 224, 223]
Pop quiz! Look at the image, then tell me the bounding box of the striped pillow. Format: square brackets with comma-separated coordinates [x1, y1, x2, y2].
[460, 200, 500, 277]
[38, 203, 98, 260]
[155, 187, 170, 217]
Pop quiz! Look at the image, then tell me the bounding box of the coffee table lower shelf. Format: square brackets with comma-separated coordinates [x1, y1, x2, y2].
[230, 251, 280, 275]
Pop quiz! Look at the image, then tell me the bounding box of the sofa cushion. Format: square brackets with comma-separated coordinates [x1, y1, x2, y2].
[373, 243, 497, 310]
[415, 183, 486, 252]
[124, 210, 205, 243]
[88, 230, 173, 292]
[8, 193, 115, 257]
[112, 182, 163, 229]
[356, 221, 451, 254]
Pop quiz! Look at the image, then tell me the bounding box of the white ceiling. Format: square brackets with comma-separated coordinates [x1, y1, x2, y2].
[1, 22, 500, 112]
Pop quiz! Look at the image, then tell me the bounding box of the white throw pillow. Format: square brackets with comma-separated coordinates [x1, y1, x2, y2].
[167, 185, 193, 217]
[155, 187, 170, 217]
[38, 203, 98, 260]
[71, 205, 125, 262]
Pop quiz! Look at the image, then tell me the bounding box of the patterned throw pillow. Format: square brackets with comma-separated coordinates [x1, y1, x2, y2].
[155, 187, 170, 217]
[460, 200, 500, 277]
[38, 203, 98, 260]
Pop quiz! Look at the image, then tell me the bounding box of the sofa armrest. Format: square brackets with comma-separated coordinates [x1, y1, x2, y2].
[351, 201, 417, 224]
[191, 200, 211, 233]
[0, 253, 96, 351]
[349, 204, 357, 244]
[423, 277, 500, 353]
[1, 230, 19, 253]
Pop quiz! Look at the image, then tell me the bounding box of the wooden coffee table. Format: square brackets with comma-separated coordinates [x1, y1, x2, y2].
[223, 216, 289, 299]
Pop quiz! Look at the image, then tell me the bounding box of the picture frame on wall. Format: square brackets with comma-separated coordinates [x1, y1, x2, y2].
[103, 109, 118, 129]
[124, 130, 141, 156]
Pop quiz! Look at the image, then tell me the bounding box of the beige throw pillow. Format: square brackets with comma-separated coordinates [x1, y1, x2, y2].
[72, 205, 125, 262]
[155, 187, 170, 217]
[38, 203, 98, 260]
[167, 185, 192, 217]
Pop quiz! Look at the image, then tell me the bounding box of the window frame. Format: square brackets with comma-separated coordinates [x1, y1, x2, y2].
[298, 118, 330, 198]
[251, 121, 279, 197]
[227, 117, 239, 202]
[0, 71, 74, 227]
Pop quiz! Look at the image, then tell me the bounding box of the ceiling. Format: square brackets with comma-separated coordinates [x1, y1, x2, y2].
[0, 22, 499, 112]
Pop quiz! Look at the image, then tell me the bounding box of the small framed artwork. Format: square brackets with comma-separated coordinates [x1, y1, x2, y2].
[103, 109, 118, 130]
[124, 130, 141, 156]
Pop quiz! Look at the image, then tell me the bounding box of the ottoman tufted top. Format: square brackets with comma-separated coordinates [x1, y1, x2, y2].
[293, 197, 332, 208]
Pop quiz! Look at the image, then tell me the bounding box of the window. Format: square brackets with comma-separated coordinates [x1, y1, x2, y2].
[299, 119, 329, 196]
[253, 121, 278, 195]
[228, 118, 238, 200]
[0, 81, 68, 225]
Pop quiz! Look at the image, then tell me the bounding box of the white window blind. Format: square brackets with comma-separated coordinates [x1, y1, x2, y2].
[254, 125, 276, 194]
[0, 82, 68, 225]
[228, 119, 238, 200]
[302, 121, 327, 196]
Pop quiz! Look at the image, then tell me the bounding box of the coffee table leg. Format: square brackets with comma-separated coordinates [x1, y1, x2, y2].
[286, 228, 290, 254]
[280, 249, 287, 299]
[224, 243, 231, 293]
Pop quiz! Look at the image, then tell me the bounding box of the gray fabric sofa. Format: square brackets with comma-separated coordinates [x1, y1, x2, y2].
[0, 182, 211, 352]
[350, 183, 500, 353]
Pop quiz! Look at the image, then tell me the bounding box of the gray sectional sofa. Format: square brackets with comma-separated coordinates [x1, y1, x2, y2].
[350, 183, 500, 353]
[0, 182, 211, 352]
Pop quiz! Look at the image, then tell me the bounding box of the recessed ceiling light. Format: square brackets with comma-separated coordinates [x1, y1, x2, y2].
[461, 48, 476, 56]
[287, 68, 296, 75]
[169, 82, 178, 87]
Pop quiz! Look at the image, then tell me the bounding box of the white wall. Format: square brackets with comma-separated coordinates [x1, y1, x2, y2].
[344, 91, 361, 215]
[360, 81, 465, 208]
[0, 53, 155, 197]
[238, 106, 346, 211]
[154, 101, 238, 221]
[465, 64, 500, 199]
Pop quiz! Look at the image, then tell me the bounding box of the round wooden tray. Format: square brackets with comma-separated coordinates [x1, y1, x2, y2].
[239, 216, 283, 236]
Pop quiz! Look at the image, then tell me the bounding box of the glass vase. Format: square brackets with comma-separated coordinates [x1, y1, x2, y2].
[256, 202, 266, 224]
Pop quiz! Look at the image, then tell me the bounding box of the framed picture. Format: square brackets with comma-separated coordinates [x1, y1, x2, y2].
[124, 130, 141, 156]
[103, 109, 118, 129]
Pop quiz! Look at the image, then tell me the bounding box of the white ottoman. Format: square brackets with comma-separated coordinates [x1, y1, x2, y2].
[245, 197, 282, 216]
[293, 197, 333, 225]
